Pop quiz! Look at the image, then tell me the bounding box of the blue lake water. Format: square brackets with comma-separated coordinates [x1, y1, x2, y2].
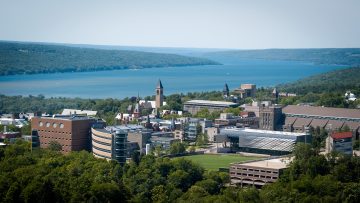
[0, 57, 346, 99]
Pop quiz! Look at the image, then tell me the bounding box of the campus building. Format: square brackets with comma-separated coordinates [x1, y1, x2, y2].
[91, 125, 145, 164]
[184, 100, 238, 115]
[218, 128, 310, 155]
[282, 105, 360, 136]
[326, 131, 353, 155]
[234, 84, 256, 99]
[230, 158, 289, 187]
[31, 115, 104, 153]
[259, 105, 283, 131]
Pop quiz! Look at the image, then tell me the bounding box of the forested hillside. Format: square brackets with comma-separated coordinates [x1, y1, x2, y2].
[0, 41, 220, 76]
[205, 48, 360, 66]
[277, 67, 360, 94]
[275, 67, 360, 108]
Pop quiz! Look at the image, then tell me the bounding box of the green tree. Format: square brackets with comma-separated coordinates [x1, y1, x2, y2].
[48, 141, 62, 151]
[169, 142, 186, 155]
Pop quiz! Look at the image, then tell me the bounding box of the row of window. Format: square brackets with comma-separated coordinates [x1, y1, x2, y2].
[38, 129, 71, 135]
[232, 167, 278, 174]
[39, 121, 64, 128]
[233, 173, 277, 179]
[41, 136, 72, 141]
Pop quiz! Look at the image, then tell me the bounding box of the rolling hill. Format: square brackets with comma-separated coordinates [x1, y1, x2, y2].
[0, 41, 220, 76]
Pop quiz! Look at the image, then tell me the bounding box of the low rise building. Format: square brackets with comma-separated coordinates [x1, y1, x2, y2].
[326, 131, 353, 155]
[234, 84, 256, 99]
[205, 127, 219, 142]
[282, 105, 360, 136]
[184, 100, 238, 115]
[218, 128, 311, 155]
[230, 158, 289, 187]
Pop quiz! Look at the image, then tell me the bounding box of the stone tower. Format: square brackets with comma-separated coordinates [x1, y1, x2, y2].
[155, 79, 164, 109]
[223, 83, 229, 98]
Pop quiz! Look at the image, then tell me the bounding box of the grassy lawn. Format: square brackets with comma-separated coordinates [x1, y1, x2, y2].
[176, 154, 262, 171]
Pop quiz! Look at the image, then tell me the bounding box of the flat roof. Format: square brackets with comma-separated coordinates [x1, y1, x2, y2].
[283, 105, 360, 120]
[234, 158, 290, 169]
[105, 125, 145, 132]
[62, 109, 97, 116]
[222, 128, 306, 136]
[36, 115, 95, 121]
[184, 100, 238, 106]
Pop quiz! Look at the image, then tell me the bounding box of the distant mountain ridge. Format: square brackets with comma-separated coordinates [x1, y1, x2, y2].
[0, 41, 220, 76]
[204, 48, 360, 66]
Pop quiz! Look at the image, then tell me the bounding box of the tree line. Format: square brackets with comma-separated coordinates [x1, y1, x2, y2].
[0, 140, 359, 202]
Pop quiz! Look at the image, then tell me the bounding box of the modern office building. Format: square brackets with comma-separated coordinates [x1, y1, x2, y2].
[31, 115, 104, 153]
[91, 125, 145, 164]
[230, 158, 289, 187]
[326, 131, 353, 155]
[218, 128, 310, 155]
[150, 136, 179, 150]
[184, 100, 238, 115]
[282, 105, 360, 135]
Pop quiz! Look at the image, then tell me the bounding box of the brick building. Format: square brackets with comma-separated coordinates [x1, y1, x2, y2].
[31, 115, 104, 153]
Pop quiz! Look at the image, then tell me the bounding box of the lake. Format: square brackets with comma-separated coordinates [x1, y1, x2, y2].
[0, 56, 346, 99]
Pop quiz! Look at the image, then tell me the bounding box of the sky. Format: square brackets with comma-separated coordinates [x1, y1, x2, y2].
[0, 0, 359, 49]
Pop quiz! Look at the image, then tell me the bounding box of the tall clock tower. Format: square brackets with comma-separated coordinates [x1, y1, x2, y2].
[155, 79, 164, 109]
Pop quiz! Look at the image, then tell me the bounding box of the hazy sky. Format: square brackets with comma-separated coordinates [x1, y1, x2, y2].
[0, 0, 359, 49]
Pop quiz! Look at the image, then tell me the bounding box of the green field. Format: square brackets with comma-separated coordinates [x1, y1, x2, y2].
[176, 154, 262, 171]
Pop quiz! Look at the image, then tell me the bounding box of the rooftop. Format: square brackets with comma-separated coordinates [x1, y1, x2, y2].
[222, 128, 306, 136]
[105, 125, 145, 133]
[37, 115, 95, 121]
[234, 158, 290, 169]
[283, 105, 360, 120]
[331, 131, 352, 139]
[61, 109, 97, 116]
[184, 100, 238, 107]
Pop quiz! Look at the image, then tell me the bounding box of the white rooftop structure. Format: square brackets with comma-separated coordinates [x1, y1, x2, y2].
[184, 100, 237, 107]
[62, 109, 97, 116]
[236, 158, 290, 170]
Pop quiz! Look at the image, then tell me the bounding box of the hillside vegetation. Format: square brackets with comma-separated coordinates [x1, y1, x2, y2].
[205, 48, 360, 66]
[0, 41, 220, 76]
[277, 67, 360, 94]
[275, 67, 360, 108]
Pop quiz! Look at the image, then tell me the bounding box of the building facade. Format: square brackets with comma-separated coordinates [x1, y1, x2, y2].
[31, 115, 103, 153]
[282, 105, 360, 136]
[184, 100, 238, 115]
[218, 128, 310, 155]
[259, 105, 283, 131]
[230, 158, 288, 187]
[326, 131, 353, 155]
[91, 127, 127, 164]
[155, 79, 164, 109]
[234, 84, 256, 99]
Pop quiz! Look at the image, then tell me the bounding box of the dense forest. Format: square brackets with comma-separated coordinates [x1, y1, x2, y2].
[0, 41, 219, 76]
[205, 48, 360, 66]
[277, 67, 360, 95]
[0, 141, 359, 202]
[275, 67, 360, 108]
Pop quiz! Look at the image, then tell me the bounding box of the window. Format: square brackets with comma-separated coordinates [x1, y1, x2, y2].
[60, 123, 64, 128]
[53, 123, 57, 128]
[46, 122, 50, 127]
[39, 121, 43, 127]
